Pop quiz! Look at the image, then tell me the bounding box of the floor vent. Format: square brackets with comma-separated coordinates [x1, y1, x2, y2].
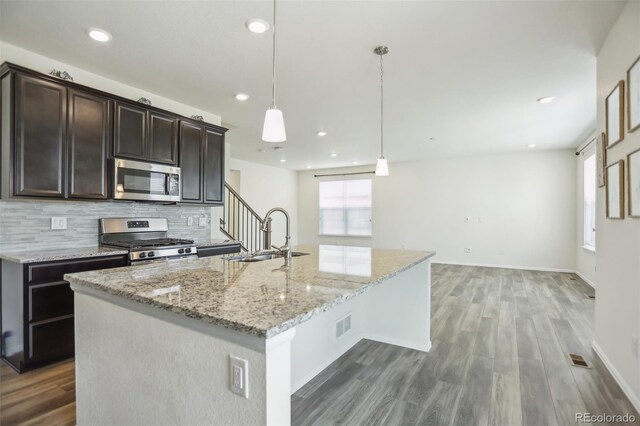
[568, 353, 591, 368]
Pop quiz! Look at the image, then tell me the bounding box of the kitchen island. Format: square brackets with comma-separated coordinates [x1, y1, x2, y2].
[66, 244, 435, 426]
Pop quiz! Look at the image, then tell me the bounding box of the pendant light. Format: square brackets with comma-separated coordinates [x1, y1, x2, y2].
[374, 46, 389, 176]
[262, 0, 286, 142]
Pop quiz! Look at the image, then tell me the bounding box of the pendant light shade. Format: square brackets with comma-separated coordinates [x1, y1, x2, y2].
[375, 157, 389, 176]
[262, 0, 286, 143]
[262, 108, 286, 142]
[374, 45, 389, 176]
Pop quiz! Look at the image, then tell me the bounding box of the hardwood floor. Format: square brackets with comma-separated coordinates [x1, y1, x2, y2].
[292, 264, 640, 425]
[0, 358, 75, 425]
[1, 265, 637, 425]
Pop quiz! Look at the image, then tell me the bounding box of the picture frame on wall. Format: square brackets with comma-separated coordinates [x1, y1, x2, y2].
[628, 148, 640, 218]
[628, 55, 640, 133]
[606, 160, 624, 219]
[597, 132, 607, 188]
[606, 81, 625, 147]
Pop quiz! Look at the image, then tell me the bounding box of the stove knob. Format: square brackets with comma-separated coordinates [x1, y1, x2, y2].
[185, 248, 191, 253]
[139, 252, 147, 259]
[148, 251, 155, 257]
[178, 248, 185, 254]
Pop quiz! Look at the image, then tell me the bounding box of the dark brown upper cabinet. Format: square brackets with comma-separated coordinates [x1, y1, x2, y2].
[1, 62, 226, 203]
[67, 89, 111, 199]
[179, 121, 204, 203]
[204, 128, 224, 204]
[13, 74, 67, 198]
[148, 111, 178, 165]
[179, 121, 226, 205]
[113, 101, 147, 161]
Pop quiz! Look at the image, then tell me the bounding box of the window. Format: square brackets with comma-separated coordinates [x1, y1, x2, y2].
[319, 179, 372, 236]
[583, 152, 596, 249]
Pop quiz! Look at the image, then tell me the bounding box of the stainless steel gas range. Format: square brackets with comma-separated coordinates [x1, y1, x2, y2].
[99, 218, 197, 263]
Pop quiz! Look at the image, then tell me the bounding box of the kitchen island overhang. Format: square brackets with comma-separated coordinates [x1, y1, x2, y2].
[67, 245, 435, 426]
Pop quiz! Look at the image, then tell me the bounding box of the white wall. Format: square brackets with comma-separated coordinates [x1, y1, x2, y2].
[575, 138, 597, 287]
[298, 150, 577, 271]
[594, 0, 640, 410]
[227, 158, 298, 248]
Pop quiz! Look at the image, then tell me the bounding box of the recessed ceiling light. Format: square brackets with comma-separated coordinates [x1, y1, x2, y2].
[428, 137, 437, 141]
[352, 161, 359, 165]
[537, 96, 555, 104]
[235, 93, 250, 101]
[88, 28, 112, 42]
[280, 158, 286, 163]
[330, 152, 337, 157]
[527, 143, 536, 148]
[245, 18, 270, 34]
[306, 165, 311, 169]
[317, 131, 327, 137]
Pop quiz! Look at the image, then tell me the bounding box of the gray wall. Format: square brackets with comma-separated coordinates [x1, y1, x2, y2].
[0, 199, 213, 251]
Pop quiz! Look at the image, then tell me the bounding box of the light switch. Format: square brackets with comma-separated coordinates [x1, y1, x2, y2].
[230, 355, 249, 398]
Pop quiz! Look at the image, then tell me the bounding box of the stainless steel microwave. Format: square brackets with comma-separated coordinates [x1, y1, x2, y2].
[113, 158, 180, 202]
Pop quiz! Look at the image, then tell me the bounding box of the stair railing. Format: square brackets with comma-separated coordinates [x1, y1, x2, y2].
[220, 183, 265, 253]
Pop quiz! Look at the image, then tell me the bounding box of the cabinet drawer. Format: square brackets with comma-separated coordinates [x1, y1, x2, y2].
[27, 256, 127, 285]
[29, 281, 73, 322]
[28, 315, 74, 363]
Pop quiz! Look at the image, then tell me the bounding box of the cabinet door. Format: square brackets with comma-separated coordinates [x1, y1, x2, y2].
[179, 121, 204, 202]
[14, 74, 66, 197]
[113, 101, 147, 160]
[203, 128, 224, 204]
[67, 89, 110, 199]
[149, 111, 178, 165]
[27, 315, 74, 365]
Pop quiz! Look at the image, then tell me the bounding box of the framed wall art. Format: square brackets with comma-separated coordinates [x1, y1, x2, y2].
[628, 148, 640, 218]
[606, 160, 624, 219]
[628, 55, 640, 133]
[597, 132, 607, 187]
[606, 81, 625, 147]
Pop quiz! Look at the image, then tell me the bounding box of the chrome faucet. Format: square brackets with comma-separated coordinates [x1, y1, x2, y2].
[261, 207, 292, 263]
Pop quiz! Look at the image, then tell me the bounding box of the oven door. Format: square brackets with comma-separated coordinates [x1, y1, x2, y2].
[113, 159, 180, 202]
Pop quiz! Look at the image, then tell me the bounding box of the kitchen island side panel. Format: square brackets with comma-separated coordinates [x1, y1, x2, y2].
[74, 292, 268, 426]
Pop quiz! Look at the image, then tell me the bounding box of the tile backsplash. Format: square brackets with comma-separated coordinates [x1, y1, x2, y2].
[0, 199, 213, 252]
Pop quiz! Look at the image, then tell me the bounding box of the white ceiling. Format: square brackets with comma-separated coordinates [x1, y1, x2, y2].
[0, 1, 625, 170]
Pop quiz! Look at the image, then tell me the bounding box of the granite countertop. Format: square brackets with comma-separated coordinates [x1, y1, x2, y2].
[0, 246, 129, 263]
[66, 245, 435, 338]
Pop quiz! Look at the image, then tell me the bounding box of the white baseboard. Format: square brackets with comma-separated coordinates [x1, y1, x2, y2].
[575, 271, 596, 289]
[364, 334, 431, 353]
[592, 340, 640, 414]
[432, 260, 574, 273]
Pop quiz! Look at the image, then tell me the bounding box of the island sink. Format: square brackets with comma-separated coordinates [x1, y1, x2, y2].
[228, 251, 309, 262]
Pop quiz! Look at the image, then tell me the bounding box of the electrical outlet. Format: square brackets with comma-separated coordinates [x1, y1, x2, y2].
[230, 355, 249, 398]
[187, 217, 194, 226]
[464, 247, 471, 254]
[632, 335, 638, 358]
[198, 217, 207, 227]
[50, 217, 67, 230]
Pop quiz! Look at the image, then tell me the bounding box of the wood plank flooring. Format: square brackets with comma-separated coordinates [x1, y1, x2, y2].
[0, 358, 75, 425]
[1, 265, 637, 425]
[292, 264, 640, 425]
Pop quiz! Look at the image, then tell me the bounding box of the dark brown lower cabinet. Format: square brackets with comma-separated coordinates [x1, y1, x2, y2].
[0, 255, 127, 373]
